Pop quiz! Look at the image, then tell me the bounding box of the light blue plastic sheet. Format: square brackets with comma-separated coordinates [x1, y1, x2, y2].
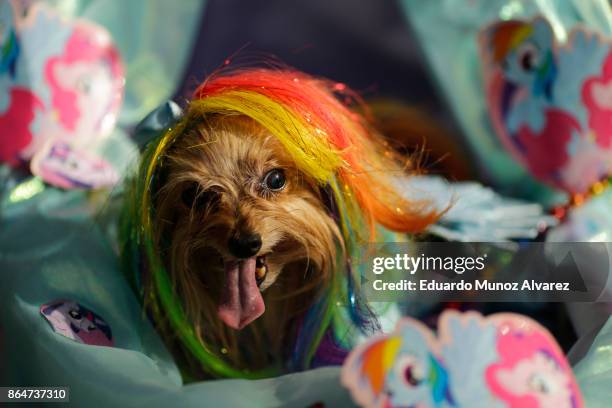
[2, 169, 612, 406]
[0, 171, 355, 407]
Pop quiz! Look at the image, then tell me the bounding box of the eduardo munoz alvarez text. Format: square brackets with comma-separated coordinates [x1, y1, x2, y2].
[370, 254, 571, 292]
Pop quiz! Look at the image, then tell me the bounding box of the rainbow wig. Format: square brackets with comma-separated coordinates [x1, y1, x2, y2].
[120, 68, 438, 379]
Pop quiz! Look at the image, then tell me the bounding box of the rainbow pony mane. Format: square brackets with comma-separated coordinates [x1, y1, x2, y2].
[360, 336, 402, 396]
[120, 67, 437, 379]
[354, 336, 451, 405]
[488, 21, 533, 63]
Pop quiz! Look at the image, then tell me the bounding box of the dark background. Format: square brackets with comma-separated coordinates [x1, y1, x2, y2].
[175, 0, 454, 126]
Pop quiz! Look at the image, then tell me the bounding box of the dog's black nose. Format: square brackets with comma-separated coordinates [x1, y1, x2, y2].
[228, 233, 262, 259]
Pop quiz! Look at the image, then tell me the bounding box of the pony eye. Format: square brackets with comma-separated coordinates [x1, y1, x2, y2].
[517, 43, 540, 72]
[528, 373, 553, 394]
[395, 355, 424, 388]
[404, 366, 420, 386]
[77, 75, 92, 94]
[262, 169, 286, 191]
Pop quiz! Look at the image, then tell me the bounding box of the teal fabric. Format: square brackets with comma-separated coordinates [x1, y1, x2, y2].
[399, 0, 611, 202]
[574, 317, 612, 407]
[3, 171, 612, 406]
[0, 172, 355, 407]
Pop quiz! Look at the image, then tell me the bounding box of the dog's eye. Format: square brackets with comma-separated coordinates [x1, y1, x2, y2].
[181, 183, 219, 210]
[263, 169, 286, 191]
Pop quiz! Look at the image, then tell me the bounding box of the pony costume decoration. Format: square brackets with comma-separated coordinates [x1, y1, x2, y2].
[40, 299, 114, 347]
[479, 14, 612, 269]
[479, 17, 612, 195]
[342, 311, 583, 408]
[121, 68, 438, 379]
[0, 2, 124, 189]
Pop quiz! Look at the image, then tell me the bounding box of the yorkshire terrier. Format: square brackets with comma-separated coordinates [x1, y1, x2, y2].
[154, 116, 340, 372]
[123, 68, 437, 378]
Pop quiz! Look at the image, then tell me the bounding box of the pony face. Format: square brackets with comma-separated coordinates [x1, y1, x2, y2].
[494, 351, 573, 407]
[486, 317, 581, 408]
[45, 24, 123, 137]
[485, 18, 555, 93]
[342, 321, 450, 408]
[40, 299, 113, 347]
[385, 327, 446, 408]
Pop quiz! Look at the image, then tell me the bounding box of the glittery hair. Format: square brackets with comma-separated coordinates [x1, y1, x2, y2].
[191, 69, 437, 239]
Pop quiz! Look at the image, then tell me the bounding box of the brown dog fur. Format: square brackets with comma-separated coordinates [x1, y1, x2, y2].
[152, 116, 343, 372]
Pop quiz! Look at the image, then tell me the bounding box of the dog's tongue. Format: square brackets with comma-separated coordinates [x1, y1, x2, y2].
[218, 257, 265, 330]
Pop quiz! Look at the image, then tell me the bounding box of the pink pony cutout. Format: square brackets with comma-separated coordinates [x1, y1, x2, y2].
[44, 23, 123, 135]
[486, 316, 583, 408]
[0, 2, 124, 189]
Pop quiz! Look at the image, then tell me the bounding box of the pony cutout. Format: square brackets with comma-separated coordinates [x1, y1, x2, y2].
[486, 317, 581, 408]
[479, 17, 612, 193]
[40, 299, 113, 347]
[341, 311, 583, 408]
[0, 1, 124, 189]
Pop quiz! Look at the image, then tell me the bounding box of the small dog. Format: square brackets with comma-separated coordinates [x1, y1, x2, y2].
[124, 69, 438, 378]
[154, 116, 340, 372]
